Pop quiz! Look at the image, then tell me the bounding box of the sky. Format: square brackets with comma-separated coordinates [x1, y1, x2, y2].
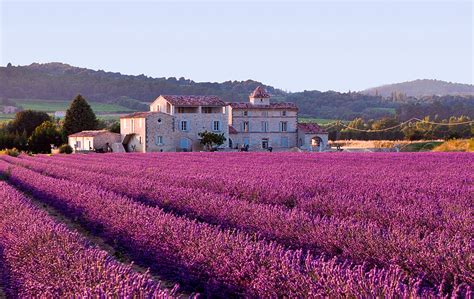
[0, 0, 473, 92]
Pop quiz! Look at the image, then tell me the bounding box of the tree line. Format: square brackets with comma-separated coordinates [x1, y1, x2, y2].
[3, 63, 473, 121]
[0, 95, 102, 153]
[325, 116, 472, 141]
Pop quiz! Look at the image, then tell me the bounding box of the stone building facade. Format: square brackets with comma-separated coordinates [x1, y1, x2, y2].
[120, 111, 176, 152]
[228, 86, 299, 150]
[120, 95, 229, 152]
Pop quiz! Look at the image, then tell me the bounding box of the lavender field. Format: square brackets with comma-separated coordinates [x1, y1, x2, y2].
[0, 152, 472, 297]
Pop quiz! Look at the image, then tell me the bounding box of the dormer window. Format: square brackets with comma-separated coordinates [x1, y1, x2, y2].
[243, 111, 248, 116]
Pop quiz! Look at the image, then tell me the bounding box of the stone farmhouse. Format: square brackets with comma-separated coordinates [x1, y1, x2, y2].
[68, 86, 328, 152]
[68, 130, 121, 153]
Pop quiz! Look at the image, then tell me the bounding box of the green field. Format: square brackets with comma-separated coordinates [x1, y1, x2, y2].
[13, 99, 133, 113]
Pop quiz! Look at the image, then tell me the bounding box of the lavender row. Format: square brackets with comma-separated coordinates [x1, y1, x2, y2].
[0, 181, 175, 298]
[30, 153, 473, 235]
[6, 155, 472, 287]
[0, 160, 442, 297]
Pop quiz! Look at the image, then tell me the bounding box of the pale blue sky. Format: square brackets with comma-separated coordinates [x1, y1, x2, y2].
[1, 0, 472, 92]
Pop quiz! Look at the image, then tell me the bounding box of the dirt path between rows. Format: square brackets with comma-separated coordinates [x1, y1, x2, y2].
[10, 184, 189, 296]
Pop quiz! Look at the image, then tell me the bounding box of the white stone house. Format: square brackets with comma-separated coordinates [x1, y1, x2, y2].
[68, 130, 121, 153]
[120, 95, 229, 152]
[228, 86, 299, 150]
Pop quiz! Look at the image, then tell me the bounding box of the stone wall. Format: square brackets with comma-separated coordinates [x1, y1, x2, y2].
[174, 110, 229, 151]
[298, 132, 329, 152]
[230, 107, 298, 149]
[93, 133, 121, 151]
[144, 113, 176, 152]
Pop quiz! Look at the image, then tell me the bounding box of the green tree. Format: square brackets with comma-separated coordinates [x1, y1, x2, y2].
[198, 131, 226, 151]
[109, 121, 120, 133]
[8, 110, 51, 137]
[63, 94, 98, 136]
[28, 121, 62, 153]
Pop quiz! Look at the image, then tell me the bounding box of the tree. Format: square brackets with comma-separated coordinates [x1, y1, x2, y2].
[8, 110, 51, 137]
[28, 121, 62, 153]
[63, 94, 98, 136]
[198, 131, 226, 151]
[108, 121, 120, 133]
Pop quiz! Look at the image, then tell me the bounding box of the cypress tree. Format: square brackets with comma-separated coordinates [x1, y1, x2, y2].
[63, 94, 98, 136]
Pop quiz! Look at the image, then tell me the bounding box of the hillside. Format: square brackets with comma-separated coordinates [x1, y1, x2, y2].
[1, 63, 473, 120]
[362, 79, 474, 97]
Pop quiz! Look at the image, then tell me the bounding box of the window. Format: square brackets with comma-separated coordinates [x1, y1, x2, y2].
[261, 121, 268, 132]
[139, 136, 142, 144]
[280, 121, 288, 132]
[156, 135, 163, 145]
[243, 137, 250, 146]
[177, 107, 185, 113]
[213, 120, 221, 131]
[262, 111, 268, 117]
[281, 137, 289, 147]
[202, 107, 212, 114]
[180, 120, 188, 131]
[76, 141, 81, 149]
[282, 110, 287, 116]
[243, 121, 249, 132]
[243, 111, 248, 116]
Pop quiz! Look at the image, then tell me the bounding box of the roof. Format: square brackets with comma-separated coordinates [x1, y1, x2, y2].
[160, 95, 226, 107]
[68, 130, 118, 137]
[297, 123, 327, 134]
[229, 102, 298, 110]
[120, 111, 162, 119]
[229, 125, 238, 134]
[250, 86, 270, 98]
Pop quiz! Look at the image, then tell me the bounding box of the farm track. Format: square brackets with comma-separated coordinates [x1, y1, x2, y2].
[0, 181, 177, 297]
[6, 182, 183, 295]
[4, 155, 473, 289]
[0, 159, 441, 297]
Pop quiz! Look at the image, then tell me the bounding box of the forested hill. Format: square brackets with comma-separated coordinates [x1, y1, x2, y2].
[0, 62, 285, 103]
[1, 63, 473, 120]
[362, 79, 474, 97]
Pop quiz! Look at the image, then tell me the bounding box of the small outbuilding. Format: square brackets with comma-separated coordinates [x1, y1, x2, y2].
[68, 130, 121, 153]
[297, 123, 329, 152]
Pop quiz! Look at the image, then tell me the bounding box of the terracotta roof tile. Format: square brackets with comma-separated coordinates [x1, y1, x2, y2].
[120, 111, 162, 118]
[68, 130, 118, 137]
[229, 102, 298, 110]
[161, 95, 225, 106]
[297, 123, 327, 134]
[250, 86, 270, 98]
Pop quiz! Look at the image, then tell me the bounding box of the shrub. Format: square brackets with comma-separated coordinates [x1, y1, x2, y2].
[58, 144, 73, 154]
[0, 148, 20, 157]
[432, 139, 473, 152]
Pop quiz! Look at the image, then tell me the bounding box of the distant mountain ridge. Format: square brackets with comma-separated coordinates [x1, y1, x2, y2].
[1, 62, 473, 120]
[362, 79, 474, 97]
